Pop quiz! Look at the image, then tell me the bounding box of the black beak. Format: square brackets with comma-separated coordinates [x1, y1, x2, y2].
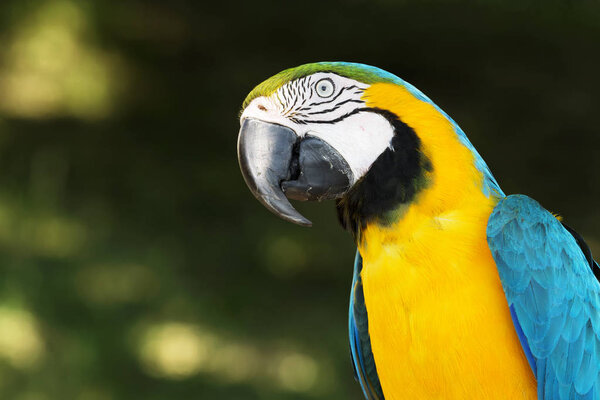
[237, 118, 353, 226]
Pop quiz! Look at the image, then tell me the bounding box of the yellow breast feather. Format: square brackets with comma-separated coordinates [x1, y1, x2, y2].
[358, 83, 537, 399]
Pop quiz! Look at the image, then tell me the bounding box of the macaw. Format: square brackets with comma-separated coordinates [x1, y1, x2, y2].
[237, 62, 600, 399]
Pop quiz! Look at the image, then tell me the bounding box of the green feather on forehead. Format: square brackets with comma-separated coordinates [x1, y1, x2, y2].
[242, 62, 400, 109]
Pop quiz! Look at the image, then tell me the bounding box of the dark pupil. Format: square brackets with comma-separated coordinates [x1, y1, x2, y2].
[320, 85, 327, 91]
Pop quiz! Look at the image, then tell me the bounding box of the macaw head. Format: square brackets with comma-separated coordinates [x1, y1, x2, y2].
[238, 62, 499, 235]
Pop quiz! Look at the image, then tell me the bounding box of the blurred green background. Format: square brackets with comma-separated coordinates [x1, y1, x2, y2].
[0, 0, 598, 399]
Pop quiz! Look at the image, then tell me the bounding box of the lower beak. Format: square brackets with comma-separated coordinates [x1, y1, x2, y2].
[237, 118, 353, 226]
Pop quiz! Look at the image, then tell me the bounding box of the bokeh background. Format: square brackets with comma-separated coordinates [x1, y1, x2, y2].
[0, 0, 598, 399]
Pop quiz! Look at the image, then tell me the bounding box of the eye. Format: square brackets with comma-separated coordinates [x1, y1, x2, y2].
[315, 78, 335, 98]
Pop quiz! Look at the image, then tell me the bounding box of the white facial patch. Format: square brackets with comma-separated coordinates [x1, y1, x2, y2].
[240, 72, 395, 183]
[304, 112, 394, 183]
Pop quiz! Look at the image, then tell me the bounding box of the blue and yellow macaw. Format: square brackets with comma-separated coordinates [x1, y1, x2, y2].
[237, 62, 600, 399]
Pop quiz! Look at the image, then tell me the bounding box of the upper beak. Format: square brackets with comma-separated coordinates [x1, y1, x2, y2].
[237, 118, 353, 226]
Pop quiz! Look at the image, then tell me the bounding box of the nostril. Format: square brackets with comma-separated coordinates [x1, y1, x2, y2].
[257, 104, 267, 111]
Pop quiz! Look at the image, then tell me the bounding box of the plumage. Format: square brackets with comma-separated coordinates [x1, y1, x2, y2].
[351, 78, 536, 399]
[349, 251, 384, 399]
[487, 195, 600, 399]
[238, 62, 600, 399]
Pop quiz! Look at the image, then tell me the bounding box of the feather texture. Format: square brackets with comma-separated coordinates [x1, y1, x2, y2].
[487, 194, 600, 399]
[349, 250, 384, 399]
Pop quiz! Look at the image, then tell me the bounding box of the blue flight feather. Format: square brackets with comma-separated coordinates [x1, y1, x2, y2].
[510, 304, 538, 373]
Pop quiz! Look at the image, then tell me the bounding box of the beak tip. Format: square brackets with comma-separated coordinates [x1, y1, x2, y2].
[268, 207, 313, 227]
[261, 195, 313, 227]
[293, 217, 313, 227]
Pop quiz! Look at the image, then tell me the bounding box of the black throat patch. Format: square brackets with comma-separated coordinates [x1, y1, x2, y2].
[336, 108, 431, 239]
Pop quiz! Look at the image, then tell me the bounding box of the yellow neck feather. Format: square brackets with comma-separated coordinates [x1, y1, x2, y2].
[355, 83, 535, 398]
[360, 82, 496, 245]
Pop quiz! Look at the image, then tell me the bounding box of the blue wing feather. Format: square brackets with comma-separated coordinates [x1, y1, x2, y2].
[349, 250, 385, 399]
[487, 194, 600, 399]
[510, 304, 537, 372]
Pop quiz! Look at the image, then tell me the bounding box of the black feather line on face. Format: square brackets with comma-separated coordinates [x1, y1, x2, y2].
[306, 99, 364, 115]
[336, 108, 432, 240]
